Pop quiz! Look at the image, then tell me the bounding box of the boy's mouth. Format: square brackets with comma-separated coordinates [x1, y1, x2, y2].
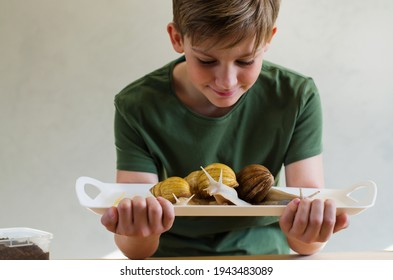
[210, 87, 237, 97]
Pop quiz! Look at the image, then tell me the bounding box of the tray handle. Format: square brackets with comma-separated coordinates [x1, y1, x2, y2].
[75, 176, 106, 206]
[343, 180, 377, 206]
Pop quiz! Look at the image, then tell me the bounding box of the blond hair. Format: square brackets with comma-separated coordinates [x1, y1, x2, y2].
[172, 0, 280, 52]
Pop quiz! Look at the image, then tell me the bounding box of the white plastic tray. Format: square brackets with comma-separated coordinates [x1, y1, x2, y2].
[75, 176, 377, 216]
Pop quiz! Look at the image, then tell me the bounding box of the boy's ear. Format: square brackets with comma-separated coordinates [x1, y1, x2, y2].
[263, 26, 277, 52]
[167, 22, 184, 53]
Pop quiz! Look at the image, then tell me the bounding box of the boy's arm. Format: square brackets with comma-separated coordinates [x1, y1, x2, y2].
[284, 154, 325, 189]
[282, 155, 349, 255]
[114, 233, 161, 260]
[101, 170, 175, 259]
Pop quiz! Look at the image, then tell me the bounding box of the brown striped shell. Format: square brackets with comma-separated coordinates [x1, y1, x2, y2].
[236, 164, 275, 204]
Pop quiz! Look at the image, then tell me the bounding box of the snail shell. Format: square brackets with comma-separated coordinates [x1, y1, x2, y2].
[196, 163, 239, 198]
[184, 170, 201, 195]
[237, 164, 319, 204]
[236, 164, 275, 204]
[150, 176, 192, 203]
[200, 166, 250, 206]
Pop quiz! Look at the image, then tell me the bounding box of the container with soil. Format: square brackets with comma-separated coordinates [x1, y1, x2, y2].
[0, 228, 53, 260]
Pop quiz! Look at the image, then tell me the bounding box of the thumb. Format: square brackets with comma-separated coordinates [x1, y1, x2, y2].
[333, 212, 349, 233]
[101, 206, 119, 233]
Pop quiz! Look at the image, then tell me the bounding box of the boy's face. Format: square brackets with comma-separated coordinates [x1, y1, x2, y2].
[168, 23, 275, 110]
[182, 36, 266, 108]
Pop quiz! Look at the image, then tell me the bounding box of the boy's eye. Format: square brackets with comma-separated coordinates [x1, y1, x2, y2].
[237, 60, 255, 66]
[197, 59, 216, 65]
[196, 58, 255, 66]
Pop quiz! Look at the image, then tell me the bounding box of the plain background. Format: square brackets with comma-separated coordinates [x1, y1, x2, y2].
[1, 0, 392, 259]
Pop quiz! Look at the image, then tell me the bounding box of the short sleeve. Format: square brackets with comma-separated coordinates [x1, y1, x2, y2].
[284, 78, 323, 165]
[114, 107, 158, 173]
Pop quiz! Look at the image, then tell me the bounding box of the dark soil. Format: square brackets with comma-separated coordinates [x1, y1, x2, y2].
[0, 241, 49, 260]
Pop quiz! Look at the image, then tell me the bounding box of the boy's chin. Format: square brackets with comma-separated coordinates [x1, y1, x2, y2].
[209, 98, 240, 109]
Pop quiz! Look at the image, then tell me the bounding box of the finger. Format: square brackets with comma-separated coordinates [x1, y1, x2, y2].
[279, 198, 300, 234]
[101, 206, 119, 233]
[131, 196, 149, 234]
[117, 198, 133, 234]
[319, 199, 336, 241]
[291, 198, 312, 236]
[303, 199, 324, 242]
[146, 196, 163, 233]
[334, 213, 349, 233]
[157, 196, 175, 231]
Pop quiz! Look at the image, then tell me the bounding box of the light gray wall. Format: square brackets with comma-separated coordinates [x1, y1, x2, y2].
[1, 0, 392, 259]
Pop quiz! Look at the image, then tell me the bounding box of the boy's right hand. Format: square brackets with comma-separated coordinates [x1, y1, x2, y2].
[101, 196, 175, 237]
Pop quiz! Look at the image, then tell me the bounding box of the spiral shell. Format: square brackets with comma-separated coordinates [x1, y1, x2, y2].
[150, 176, 192, 203]
[184, 170, 201, 195]
[200, 166, 250, 206]
[195, 163, 239, 198]
[236, 164, 275, 204]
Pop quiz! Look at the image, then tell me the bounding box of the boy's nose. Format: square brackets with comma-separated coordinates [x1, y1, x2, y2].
[215, 66, 238, 90]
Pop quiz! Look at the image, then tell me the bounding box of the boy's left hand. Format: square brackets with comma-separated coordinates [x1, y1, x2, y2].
[279, 198, 349, 251]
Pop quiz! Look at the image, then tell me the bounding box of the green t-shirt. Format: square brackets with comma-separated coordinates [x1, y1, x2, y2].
[114, 56, 323, 257]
